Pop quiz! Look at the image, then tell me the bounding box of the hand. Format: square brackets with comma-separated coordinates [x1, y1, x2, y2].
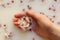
[26, 10, 60, 40]
[14, 10, 60, 40]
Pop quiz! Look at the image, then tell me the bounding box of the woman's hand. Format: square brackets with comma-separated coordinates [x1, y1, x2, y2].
[26, 10, 60, 40]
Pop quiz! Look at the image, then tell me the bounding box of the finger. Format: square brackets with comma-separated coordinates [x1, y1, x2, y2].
[13, 17, 19, 22]
[14, 22, 19, 26]
[14, 12, 26, 18]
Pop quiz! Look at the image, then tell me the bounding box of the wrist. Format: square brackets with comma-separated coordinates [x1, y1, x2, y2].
[47, 24, 60, 40]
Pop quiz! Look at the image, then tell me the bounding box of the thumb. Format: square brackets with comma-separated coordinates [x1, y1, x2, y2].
[26, 10, 40, 20]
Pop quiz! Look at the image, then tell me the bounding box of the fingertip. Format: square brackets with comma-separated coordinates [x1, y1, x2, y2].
[14, 22, 19, 26]
[13, 17, 18, 22]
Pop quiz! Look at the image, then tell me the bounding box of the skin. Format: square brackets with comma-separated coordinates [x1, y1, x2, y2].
[26, 10, 60, 40]
[15, 10, 60, 40]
